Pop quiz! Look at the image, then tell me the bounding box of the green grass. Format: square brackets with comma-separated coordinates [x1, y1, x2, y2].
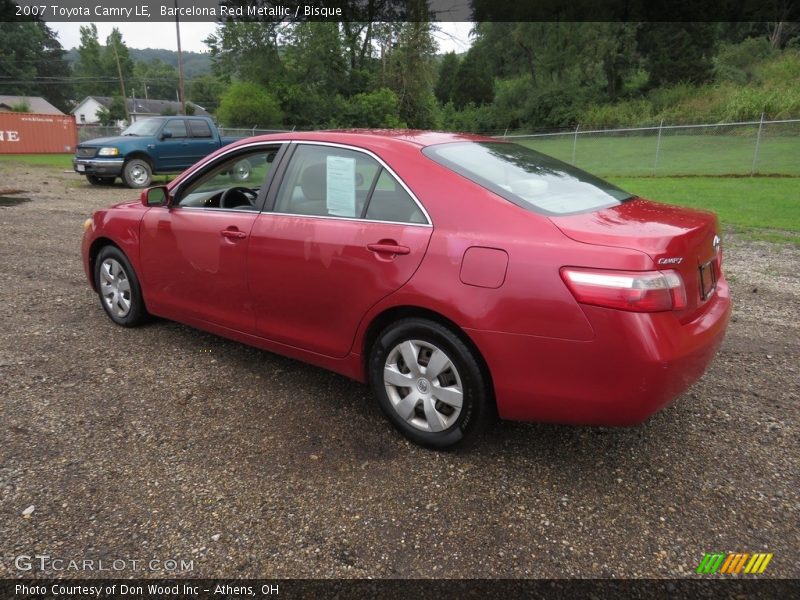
[520, 133, 800, 177]
[0, 153, 73, 168]
[609, 176, 800, 245]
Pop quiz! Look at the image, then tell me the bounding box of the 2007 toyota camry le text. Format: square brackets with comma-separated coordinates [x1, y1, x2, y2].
[81, 130, 731, 448]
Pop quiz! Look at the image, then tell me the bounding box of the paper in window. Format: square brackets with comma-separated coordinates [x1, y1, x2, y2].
[326, 156, 356, 217]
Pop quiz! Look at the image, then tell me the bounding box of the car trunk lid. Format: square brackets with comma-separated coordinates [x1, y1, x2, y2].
[551, 197, 722, 315]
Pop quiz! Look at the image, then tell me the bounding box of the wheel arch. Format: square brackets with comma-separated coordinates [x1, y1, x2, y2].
[124, 152, 153, 168]
[361, 305, 496, 408]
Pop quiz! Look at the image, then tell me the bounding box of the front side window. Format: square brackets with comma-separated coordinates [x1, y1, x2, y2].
[423, 142, 633, 216]
[176, 147, 280, 210]
[274, 144, 426, 224]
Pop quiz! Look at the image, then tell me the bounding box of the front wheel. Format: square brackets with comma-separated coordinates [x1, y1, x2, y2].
[94, 246, 148, 327]
[122, 158, 152, 188]
[368, 318, 492, 449]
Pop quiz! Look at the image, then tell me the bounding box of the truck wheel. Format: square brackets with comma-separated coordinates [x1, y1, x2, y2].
[230, 159, 252, 182]
[123, 158, 152, 188]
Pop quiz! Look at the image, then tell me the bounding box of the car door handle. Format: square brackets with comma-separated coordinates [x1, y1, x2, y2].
[221, 228, 247, 239]
[367, 242, 410, 256]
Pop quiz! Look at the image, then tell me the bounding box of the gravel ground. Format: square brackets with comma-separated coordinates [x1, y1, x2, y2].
[0, 164, 797, 579]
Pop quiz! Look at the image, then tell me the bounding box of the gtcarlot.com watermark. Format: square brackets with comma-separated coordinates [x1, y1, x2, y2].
[11, 554, 194, 573]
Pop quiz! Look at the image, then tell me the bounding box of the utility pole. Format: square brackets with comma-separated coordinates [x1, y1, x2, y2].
[111, 37, 129, 121]
[175, 0, 186, 115]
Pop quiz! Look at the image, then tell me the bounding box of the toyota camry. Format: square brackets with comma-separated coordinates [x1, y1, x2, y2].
[81, 131, 731, 448]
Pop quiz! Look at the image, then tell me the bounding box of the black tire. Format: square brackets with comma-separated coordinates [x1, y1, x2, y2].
[94, 245, 148, 327]
[122, 158, 152, 188]
[368, 318, 492, 449]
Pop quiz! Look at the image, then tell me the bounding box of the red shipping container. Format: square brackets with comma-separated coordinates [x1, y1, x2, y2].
[0, 112, 78, 154]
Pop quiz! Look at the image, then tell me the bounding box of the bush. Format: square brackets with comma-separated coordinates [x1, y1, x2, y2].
[345, 88, 404, 128]
[581, 100, 655, 128]
[714, 38, 776, 85]
[217, 81, 283, 128]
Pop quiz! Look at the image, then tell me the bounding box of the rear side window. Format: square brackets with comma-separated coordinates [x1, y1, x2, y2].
[163, 119, 187, 139]
[423, 142, 633, 216]
[188, 120, 212, 138]
[365, 170, 426, 224]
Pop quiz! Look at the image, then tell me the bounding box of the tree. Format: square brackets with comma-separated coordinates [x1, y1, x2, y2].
[452, 47, 494, 109]
[0, 1, 72, 111]
[284, 22, 347, 96]
[95, 95, 127, 125]
[73, 24, 105, 97]
[386, 1, 438, 128]
[590, 23, 640, 100]
[205, 22, 284, 86]
[434, 52, 459, 104]
[638, 23, 717, 86]
[217, 81, 283, 128]
[187, 74, 225, 113]
[102, 28, 134, 98]
[133, 59, 179, 100]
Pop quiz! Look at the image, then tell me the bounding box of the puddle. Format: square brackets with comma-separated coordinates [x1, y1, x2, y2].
[0, 196, 31, 207]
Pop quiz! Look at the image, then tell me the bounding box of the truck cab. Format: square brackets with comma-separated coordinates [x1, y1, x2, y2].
[73, 116, 241, 188]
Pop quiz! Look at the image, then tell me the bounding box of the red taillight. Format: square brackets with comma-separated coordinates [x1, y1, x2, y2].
[560, 267, 687, 312]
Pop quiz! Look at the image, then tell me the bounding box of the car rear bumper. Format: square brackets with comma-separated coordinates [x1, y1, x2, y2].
[73, 157, 124, 177]
[467, 277, 732, 425]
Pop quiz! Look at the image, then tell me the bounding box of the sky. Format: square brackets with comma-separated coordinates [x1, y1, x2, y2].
[51, 21, 475, 55]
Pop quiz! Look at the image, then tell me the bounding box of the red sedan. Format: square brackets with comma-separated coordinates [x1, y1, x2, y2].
[81, 131, 731, 448]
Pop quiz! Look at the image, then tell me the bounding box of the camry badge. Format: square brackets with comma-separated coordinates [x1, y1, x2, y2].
[658, 257, 683, 265]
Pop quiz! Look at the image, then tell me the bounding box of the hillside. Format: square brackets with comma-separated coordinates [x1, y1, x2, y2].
[64, 47, 212, 80]
[579, 46, 800, 128]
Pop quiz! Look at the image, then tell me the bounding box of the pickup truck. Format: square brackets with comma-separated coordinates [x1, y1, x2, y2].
[73, 116, 243, 188]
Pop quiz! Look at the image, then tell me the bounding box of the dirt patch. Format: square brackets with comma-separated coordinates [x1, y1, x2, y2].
[0, 163, 797, 579]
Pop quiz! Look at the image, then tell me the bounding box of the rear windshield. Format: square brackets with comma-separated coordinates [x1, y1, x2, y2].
[423, 142, 634, 215]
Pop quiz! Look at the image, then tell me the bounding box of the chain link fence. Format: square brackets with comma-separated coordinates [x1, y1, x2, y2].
[77, 118, 798, 177]
[499, 118, 800, 177]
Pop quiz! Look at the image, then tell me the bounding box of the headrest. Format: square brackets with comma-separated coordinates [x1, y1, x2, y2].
[300, 162, 326, 202]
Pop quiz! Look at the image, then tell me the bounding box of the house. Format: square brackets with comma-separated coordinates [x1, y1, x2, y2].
[0, 95, 64, 115]
[71, 96, 210, 125]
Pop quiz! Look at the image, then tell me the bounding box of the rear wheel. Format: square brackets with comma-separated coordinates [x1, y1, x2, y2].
[94, 246, 148, 327]
[122, 158, 152, 188]
[368, 318, 492, 449]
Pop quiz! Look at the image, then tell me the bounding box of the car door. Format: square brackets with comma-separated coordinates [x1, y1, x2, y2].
[152, 118, 191, 170]
[140, 144, 285, 332]
[247, 142, 433, 358]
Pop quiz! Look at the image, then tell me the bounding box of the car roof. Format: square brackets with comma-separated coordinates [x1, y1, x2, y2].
[238, 129, 498, 150]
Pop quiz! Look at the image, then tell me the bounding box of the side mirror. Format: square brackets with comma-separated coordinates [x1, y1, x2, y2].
[160, 130, 173, 140]
[141, 185, 169, 207]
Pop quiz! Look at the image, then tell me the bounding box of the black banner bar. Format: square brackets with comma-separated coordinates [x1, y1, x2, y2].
[2, 579, 799, 600]
[7, 0, 800, 23]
